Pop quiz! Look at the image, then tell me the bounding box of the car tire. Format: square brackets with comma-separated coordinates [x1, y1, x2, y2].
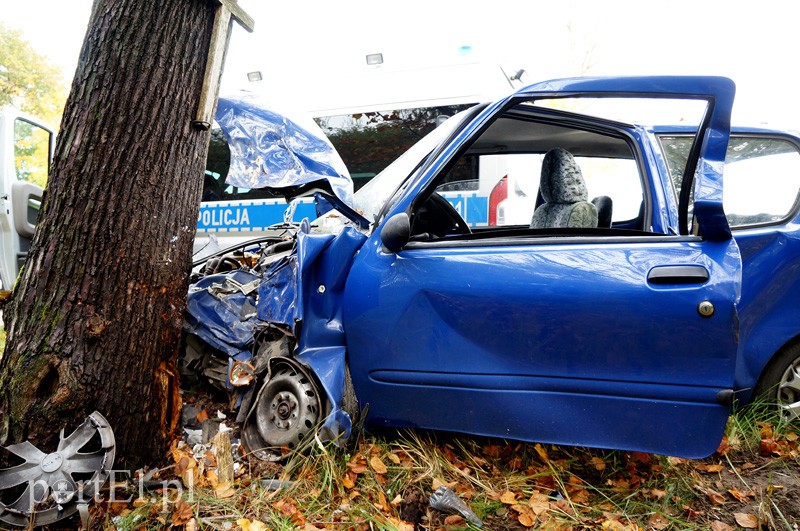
[342, 363, 360, 426]
[752, 341, 800, 419]
[241, 361, 323, 460]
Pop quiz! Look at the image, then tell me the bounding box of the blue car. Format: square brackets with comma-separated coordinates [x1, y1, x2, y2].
[185, 76, 800, 460]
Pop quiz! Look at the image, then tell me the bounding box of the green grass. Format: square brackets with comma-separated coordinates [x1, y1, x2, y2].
[84, 401, 800, 530]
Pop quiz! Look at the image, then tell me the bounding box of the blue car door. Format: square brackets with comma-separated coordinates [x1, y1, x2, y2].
[343, 77, 741, 458]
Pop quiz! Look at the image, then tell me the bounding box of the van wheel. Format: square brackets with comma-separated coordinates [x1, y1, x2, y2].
[753, 342, 800, 420]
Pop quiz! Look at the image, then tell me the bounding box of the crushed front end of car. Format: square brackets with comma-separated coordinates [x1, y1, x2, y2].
[182, 94, 368, 460]
[184, 220, 367, 460]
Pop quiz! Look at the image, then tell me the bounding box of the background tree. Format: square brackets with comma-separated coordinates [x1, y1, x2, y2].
[0, 23, 67, 189]
[0, 0, 219, 467]
[0, 22, 66, 126]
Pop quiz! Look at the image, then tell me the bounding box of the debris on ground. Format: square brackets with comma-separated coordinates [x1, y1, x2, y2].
[429, 485, 483, 528]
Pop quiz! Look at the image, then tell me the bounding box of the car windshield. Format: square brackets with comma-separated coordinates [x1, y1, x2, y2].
[353, 108, 476, 224]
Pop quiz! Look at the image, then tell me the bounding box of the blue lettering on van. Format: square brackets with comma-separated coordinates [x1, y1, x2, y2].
[197, 199, 317, 232]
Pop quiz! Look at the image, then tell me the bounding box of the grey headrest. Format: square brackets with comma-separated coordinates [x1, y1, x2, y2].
[539, 148, 588, 203]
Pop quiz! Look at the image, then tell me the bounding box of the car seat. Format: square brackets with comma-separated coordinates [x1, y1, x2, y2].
[591, 196, 613, 228]
[530, 148, 598, 229]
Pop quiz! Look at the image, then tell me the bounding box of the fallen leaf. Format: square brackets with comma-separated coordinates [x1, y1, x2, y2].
[377, 490, 388, 511]
[569, 488, 591, 504]
[132, 497, 148, 507]
[500, 490, 517, 504]
[734, 512, 759, 529]
[706, 488, 726, 505]
[785, 431, 798, 442]
[609, 477, 631, 490]
[591, 456, 606, 471]
[741, 462, 756, 470]
[370, 455, 388, 475]
[388, 517, 415, 531]
[650, 488, 668, 499]
[683, 504, 701, 519]
[482, 444, 502, 457]
[214, 482, 235, 499]
[517, 512, 535, 527]
[760, 438, 781, 456]
[601, 518, 628, 530]
[716, 437, 730, 455]
[237, 518, 268, 531]
[528, 491, 550, 515]
[387, 452, 401, 464]
[444, 514, 465, 525]
[341, 472, 356, 489]
[196, 409, 209, 423]
[181, 465, 197, 489]
[390, 494, 402, 506]
[648, 513, 669, 530]
[186, 517, 198, 531]
[695, 463, 723, 473]
[348, 461, 368, 474]
[171, 499, 194, 526]
[534, 443, 549, 461]
[273, 499, 307, 526]
[711, 521, 734, 531]
[766, 484, 784, 496]
[728, 488, 753, 503]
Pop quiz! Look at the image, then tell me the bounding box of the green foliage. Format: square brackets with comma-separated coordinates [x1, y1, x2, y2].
[0, 22, 67, 127]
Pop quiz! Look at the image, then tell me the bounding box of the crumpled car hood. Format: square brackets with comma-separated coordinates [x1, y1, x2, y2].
[215, 93, 354, 206]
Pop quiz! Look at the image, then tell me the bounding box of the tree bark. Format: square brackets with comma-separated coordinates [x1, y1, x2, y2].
[0, 0, 215, 467]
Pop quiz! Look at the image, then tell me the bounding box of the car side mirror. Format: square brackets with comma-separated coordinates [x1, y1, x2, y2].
[380, 212, 411, 252]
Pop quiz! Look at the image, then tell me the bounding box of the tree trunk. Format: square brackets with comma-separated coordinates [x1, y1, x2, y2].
[0, 0, 215, 467]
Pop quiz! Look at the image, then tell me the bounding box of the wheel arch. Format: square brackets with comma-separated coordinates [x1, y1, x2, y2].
[741, 331, 800, 403]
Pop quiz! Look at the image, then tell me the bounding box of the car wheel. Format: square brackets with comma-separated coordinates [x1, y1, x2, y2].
[753, 342, 800, 420]
[241, 361, 323, 461]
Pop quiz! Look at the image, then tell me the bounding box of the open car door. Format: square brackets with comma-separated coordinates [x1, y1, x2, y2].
[344, 77, 740, 458]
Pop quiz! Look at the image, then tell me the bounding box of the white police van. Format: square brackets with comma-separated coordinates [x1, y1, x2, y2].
[0, 106, 52, 291]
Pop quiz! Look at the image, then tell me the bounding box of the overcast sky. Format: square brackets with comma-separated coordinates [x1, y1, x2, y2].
[3, 0, 799, 127]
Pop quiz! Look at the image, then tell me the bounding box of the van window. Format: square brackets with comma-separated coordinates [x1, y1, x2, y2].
[14, 119, 51, 188]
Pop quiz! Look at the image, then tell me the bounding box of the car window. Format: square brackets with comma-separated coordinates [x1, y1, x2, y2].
[659, 135, 800, 228]
[435, 153, 642, 227]
[414, 100, 654, 238]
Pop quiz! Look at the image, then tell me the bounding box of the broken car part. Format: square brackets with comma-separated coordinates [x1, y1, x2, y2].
[0, 411, 115, 528]
[429, 486, 483, 528]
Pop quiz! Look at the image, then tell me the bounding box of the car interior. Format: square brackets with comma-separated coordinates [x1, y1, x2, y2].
[408, 104, 664, 242]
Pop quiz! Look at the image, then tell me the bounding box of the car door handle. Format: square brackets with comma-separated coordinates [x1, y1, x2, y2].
[647, 265, 709, 285]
